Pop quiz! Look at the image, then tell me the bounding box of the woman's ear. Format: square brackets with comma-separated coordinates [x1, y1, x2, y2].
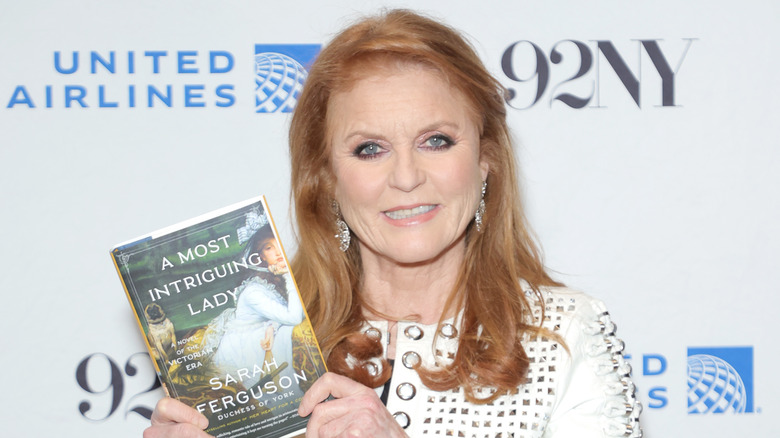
[479, 159, 489, 182]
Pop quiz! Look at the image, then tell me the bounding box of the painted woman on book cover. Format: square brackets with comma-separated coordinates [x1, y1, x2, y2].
[208, 216, 306, 395]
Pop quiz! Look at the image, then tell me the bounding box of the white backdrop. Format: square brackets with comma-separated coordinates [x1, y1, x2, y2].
[1, 1, 777, 436]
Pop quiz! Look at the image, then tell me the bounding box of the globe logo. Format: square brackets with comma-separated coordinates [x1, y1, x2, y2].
[687, 354, 747, 414]
[255, 52, 308, 113]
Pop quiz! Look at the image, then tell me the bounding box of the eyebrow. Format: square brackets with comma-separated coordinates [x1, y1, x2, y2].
[341, 120, 463, 143]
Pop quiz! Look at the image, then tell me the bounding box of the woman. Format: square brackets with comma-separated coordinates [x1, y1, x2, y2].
[147, 9, 641, 438]
[209, 221, 304, 392]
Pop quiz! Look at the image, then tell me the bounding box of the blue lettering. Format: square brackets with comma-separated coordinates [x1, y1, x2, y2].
[128, 85, 136, 107]
[65, 86, 88, 108]
[178, 51, 198, 73]
[215, 85, 235, 107]
[54, 51, 78, 74]
[647, 387, 668, 409]
[145, 51, 167, 73]
[46, 85, 53, 107]
[98, 85, 118, 108]
[210, 51, 234, 73]
[7, 86, 35, 108]
[184, 84, 205, 107]
[91, 52, 116, 74]
[148, 85, 172, 107]
[642, 354, 667, 376]
[128, 51, 135, 74]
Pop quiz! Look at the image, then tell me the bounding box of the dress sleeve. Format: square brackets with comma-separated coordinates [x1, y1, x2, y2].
[543, 296, 642, 438]
[242, 279, 304, 326]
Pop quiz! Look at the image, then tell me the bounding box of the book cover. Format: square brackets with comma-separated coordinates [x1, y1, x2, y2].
[111, 196, 327, 438]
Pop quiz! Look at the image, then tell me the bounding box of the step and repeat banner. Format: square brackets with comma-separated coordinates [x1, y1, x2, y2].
[2, 1, 777, 436]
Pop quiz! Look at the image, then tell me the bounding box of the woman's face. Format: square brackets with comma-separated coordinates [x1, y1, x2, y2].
[328, 64, 488, 266]
[258, 237, 286, 274]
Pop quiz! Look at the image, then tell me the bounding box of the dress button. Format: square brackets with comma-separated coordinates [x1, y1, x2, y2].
[439, 323, 458, 338]
[393, 411, 410, 429]
[402, 351, 421, 369]
[396, 383, 416, 400]
[364, 327, 381, 340]
[365, 361, 379, 376]
[404, 325, 423, 340]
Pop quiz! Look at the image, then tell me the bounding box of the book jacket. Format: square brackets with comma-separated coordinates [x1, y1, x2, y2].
[111, 196, 327, 438]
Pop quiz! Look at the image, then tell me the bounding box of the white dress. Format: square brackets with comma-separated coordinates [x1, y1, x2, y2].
[210, 271, 304, 391]
[365, 286, 642, 437]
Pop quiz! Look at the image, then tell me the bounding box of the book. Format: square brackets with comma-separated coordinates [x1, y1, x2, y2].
[111, 196, 327, 438]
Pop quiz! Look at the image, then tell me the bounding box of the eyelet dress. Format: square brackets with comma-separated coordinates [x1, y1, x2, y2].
[364, 286, 642, 437]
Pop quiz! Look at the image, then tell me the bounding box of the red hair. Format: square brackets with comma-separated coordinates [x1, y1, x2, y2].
[289, 9, 561, 403]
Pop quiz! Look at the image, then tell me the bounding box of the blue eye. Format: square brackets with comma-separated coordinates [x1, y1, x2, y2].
[353, 142, 384, 159]
[423, 134, 454, 150]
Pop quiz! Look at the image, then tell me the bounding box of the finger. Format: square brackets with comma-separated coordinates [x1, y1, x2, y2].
[309, 392, 384, 428]
[299, 372, 370, 416]
[307, 397, 402, 438]
[151, 397, 209, 429]
[306, 411, 348, 438]
[313, 411, 371, 438]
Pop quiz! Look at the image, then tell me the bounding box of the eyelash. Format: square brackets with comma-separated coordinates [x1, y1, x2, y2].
[351, 134, 455, 160]
[352, 142, 384, 160]
[422, 134, 455, 150]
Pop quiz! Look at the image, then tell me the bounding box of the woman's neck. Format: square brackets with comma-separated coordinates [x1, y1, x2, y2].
[358, 239, 465, 325]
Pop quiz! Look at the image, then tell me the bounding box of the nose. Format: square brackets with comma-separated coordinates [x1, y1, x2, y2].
[388, 148, 425, 192]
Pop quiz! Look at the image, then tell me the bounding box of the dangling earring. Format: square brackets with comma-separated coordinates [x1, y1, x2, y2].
[475, 180, 487, 232]
[332, 201, 350, 252]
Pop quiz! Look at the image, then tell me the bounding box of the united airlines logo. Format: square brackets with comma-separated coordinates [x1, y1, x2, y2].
[254, 44, 320, 113]
[686, 346, 754, 414]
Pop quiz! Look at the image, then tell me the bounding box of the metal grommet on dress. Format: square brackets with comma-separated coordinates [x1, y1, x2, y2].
[396, 382, 416, 400]
[404, 325, 423, 340]
[439, 323, 458, 338]
[364, 327, 381, 340]
[402, 351, 421, 369]
[393, 411, 410, 429]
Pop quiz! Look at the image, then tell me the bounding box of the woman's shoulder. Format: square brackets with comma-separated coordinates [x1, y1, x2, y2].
[237, 275, 286, 304]
[523, 283, 612, 328]
[526, 284, 628, 358]
[522, 284, 642, 437]
[240, 273, 282, 292]
[534, 284, 606, 304]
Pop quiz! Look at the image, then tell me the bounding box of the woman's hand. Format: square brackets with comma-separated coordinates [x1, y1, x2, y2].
[298, 372, 406, 438]
[261, 324, 275, 351]
[144, 397, 211, 438]
[268, 260, 288, 275]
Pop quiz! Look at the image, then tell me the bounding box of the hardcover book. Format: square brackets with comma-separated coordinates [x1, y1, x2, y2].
[111, 196, 327, 438]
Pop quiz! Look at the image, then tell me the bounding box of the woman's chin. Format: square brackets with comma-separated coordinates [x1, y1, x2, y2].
[368, 239, 465, 267]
